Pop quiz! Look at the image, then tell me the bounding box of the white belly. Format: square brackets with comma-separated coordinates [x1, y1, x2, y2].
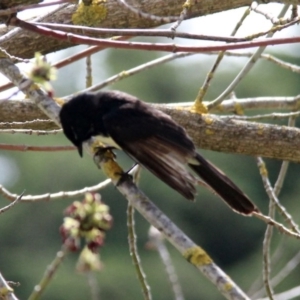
[96, 135, 121, 149]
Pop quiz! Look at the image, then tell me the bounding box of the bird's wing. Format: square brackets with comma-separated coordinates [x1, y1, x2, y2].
[103, 104, 197, 200]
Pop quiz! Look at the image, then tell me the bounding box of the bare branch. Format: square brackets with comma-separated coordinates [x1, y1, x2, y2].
[2, 98, 300, 162]
[0, 191, 24, 214]
[0, 143, 74, 152]
[0, 180, 111, 202]
[1, 0, 300, 59]
[0, 272, 18, 300]
[9, 17, 300, 54]
[28, 246, 69, 300]
[93, 149, 252, 300]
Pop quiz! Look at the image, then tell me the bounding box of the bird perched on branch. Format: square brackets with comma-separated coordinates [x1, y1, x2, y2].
[59, 90, 258, 215]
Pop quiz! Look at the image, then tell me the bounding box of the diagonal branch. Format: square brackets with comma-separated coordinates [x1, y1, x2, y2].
[94, 149, 252, 300]
[0, 55, 251, 300]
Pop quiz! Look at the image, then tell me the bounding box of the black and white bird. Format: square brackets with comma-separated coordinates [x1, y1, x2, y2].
[59, 90, 258, 215]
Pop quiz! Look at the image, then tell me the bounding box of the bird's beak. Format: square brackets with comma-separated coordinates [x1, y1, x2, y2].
[77, 143, 83, 157]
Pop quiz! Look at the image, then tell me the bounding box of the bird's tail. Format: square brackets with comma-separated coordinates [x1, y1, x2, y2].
[189, 153, 258, 215]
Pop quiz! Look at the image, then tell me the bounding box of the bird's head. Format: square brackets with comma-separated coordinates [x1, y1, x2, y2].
[59, 94, 97, 157]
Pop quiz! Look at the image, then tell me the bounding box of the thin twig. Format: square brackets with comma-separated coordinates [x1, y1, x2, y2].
[116, 0, 179, 22]
[273, 117, 295, 196]
[253, 213, 300, 239]
[251, 2, 283, 24]
[257, 157, 299, 234]
[207, 4, 290, 110]
[0, 129, 61, 135]
[0, 179, 111, 202]
[0, 191, 24, 214]
[86, 272, 100, 300]
[86, 54, 92, 88]
[127, 205, 152, 300]
[148, 226, 184, 300]
[194, 5, 251, 104]
[0, 37, 129, 93]
[0, 143, 74, 152]
[270, 251, 300, 288]
[221, 111, 300, 121]
[0, 272, 18, 300]
[260, 160, 275, 300]
[28, 245, 69, 300]
[244, 17, 300, 40]
[9, 17, 300, 54]
[127, 165, 152, 300]
[0, 59, 61, 125]
[253, 116, 295, 299]
[0, 120, 54, 128]
[80, 52, 194, 94]
[28, 23, 262, 42]
[257, 285, 300, 300]
[171, 0, 192, 31]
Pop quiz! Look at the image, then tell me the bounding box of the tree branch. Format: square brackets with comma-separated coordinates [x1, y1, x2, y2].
[1, 0, 299, 59]
[1, 98, 300, 162]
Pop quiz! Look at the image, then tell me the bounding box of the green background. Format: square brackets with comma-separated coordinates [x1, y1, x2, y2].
[1, 30, 300, 299]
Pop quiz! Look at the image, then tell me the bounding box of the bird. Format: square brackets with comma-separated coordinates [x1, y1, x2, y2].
[59, 90, 258, 215]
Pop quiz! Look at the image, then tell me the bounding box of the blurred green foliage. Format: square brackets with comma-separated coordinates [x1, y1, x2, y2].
[1, 45, 300, 300]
